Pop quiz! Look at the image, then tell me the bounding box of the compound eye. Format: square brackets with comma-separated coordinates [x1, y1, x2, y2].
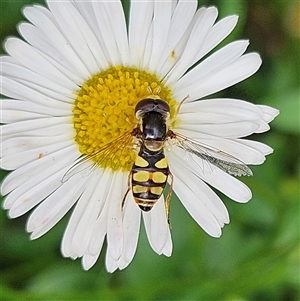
[135, 99, 170, 116]
[135, 99, 154, 114]
[155, 99, 170, 113]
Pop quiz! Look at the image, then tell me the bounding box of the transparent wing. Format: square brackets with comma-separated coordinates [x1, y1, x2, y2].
[62, 132, 135, 182]
[171, 131, 253, 177]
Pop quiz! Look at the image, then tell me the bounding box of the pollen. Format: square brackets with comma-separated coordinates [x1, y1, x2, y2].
[73, 66, 176, 172]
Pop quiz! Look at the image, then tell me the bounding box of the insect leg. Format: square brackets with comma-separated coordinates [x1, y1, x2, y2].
[165, 172, 174, 228]
[121, 171, 132, 210]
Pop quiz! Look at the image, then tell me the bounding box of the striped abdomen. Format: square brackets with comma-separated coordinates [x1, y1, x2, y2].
[131, 145, 169, 211]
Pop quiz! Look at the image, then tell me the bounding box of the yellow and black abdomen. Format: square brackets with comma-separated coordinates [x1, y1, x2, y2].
[131, 144, 169, 211]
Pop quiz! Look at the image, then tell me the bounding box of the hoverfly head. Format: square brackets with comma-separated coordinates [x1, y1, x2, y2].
[135, 98, 170, 120]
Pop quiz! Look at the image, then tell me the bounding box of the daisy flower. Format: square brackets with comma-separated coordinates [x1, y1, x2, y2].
[0, 0, 279, 273]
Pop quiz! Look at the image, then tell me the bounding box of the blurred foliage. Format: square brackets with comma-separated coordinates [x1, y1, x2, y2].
[0, 0, 299, 300]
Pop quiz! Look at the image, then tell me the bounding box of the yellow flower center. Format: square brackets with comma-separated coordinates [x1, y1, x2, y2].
[73, 66, 176, 172]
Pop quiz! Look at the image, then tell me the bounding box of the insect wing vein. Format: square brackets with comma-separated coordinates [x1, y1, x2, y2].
[62, 132, 135, 182]
[171, 132, 252, 177]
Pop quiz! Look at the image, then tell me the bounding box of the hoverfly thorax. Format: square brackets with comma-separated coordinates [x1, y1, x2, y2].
[135, 98, 170, 148]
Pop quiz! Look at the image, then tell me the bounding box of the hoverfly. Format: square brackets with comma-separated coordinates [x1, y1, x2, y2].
[64, 96, 252, 223]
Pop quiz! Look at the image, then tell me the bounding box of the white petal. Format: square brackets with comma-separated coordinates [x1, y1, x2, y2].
[161, 228, 173, 257]
[147, 1, 173, 71]
[74, 1, 111, 65]
[177, 98, 270, 136]
[86, 207, 107, 257]
[69, 169, 116, 259]
[143, 196, 169, 255]
[91, 1, 127, 66]
[165, 7, 218, 85]
[120, 193, 141, 264]
[101, 1, 129, 65]
[1, 144, 79, 196]
[1, 140, 73, 170]
[2, 124, 74, 141]
[18, 22, 84, 83]
[203, 165, 252, 203]
[70, 171, 105, 257]
[82, 251, 100, 271]
[1, 134, 72, 157]
[2, 150, 78, 214]
[1, 110, 46, 124]
[174, 53, 262, 101]
[179, 111, 258, 126]
[6, 169, 66, 218]
[27, 173, 87, 239]
[237, 139, 273, 156]
[172, 147, 252, 203]
[141, 21, 154, 70]
[0, 99, 68, 117]
[2, 59, 75, 99]
[116, 257, 131, 271]
[169, 157, 223, 237]
[105, 249, 119, 273]
[180, 97, 261, 116]
[46, 1, 103, 74]
[1, 116, 71, 137]
[13, 78, 74, 104]
[177, 121, 260, 138]
[168, 151, 230, 226]
[157, 0, 198, 77]
[195, 15, 239, 66]
[106, 172, 124, 261]
[1, 76, 72, 109]
[257, 105, 280, 123]
[4, 37, 79, 89]
[82, 171, 113, 256]
[129, 0, 154, 67]
[23, 5, 90, 79]
[173, 40, 250, 92]
[173, 129, 267, 165]
[61, 171, 100, 258]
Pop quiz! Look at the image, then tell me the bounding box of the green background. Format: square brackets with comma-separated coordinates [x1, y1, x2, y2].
[0, 0, 299, 300]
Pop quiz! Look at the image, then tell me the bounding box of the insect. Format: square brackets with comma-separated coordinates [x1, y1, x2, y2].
[64, 95, 252, 223]
[122, 98, 174, 218]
